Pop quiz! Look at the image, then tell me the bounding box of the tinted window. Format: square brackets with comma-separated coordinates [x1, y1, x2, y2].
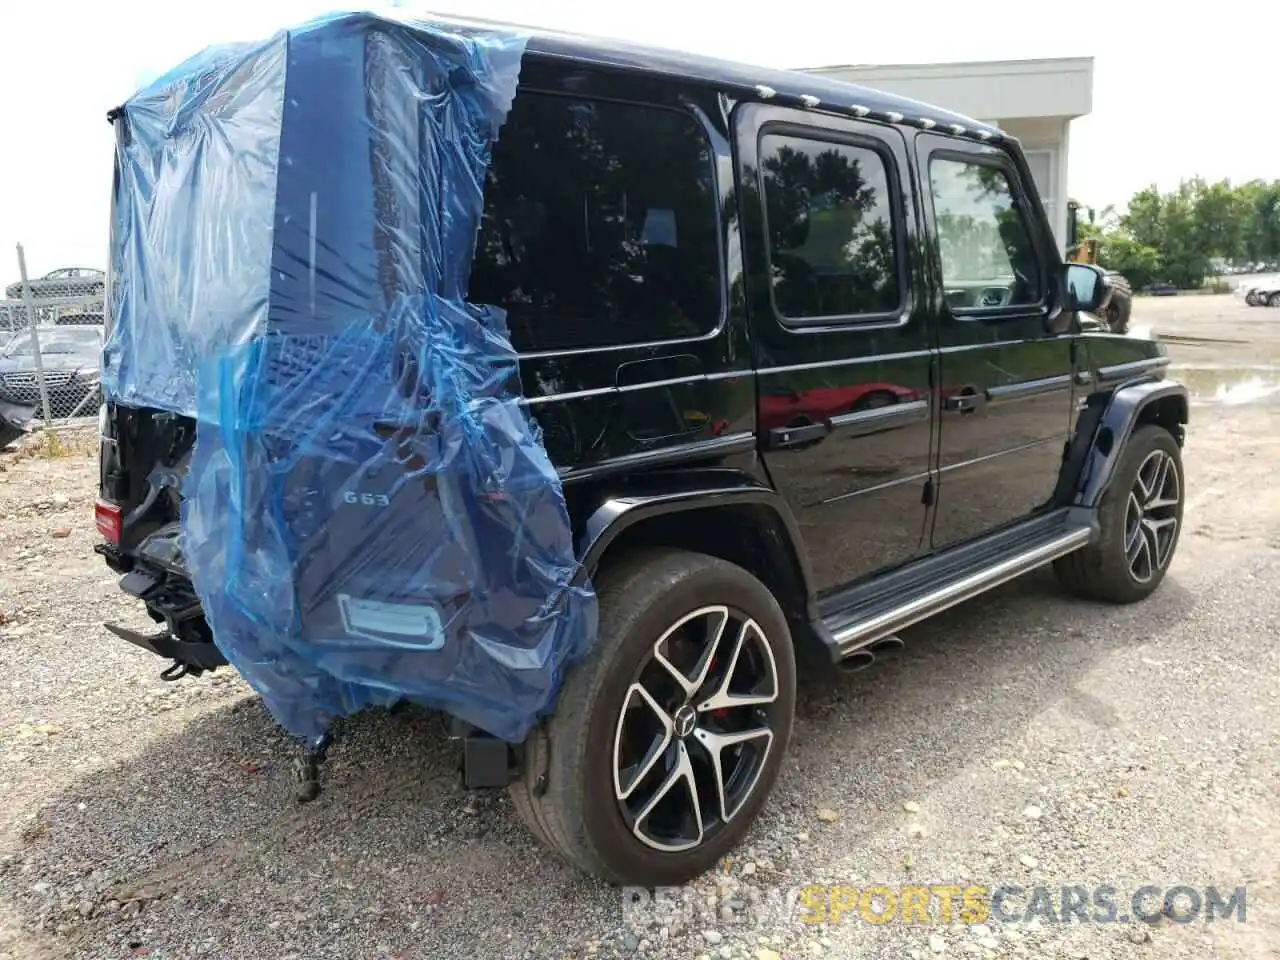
[760, 135, 900, 321]
[468, 94, 720, 353]
[929, 158, 1042, 306]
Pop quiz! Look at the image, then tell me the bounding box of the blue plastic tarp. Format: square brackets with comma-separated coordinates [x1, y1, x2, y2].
[102, 12, 597, 743]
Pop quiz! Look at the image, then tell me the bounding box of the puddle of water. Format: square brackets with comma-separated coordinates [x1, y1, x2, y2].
[1166, 364, 1280, 406]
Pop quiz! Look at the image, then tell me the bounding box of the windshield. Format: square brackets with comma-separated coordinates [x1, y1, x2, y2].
[3, 327, 101, 358]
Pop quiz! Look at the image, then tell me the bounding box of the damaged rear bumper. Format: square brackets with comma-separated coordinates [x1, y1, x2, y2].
[96, 540, 524, 792]
[95, 543, 227, 675]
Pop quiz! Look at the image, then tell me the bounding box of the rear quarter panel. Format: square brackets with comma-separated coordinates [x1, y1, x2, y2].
[491, 61, 758, 497]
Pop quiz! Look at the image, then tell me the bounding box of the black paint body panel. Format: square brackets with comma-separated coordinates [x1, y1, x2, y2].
[99, 38, 1186, 666]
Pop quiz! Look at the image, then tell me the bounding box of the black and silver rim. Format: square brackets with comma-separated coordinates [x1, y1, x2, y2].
[611, 605, 779, 853]
[1124, 449, 1180, 583]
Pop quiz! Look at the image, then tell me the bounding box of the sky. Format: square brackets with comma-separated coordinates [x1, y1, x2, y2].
[0, 0, 1273, 277]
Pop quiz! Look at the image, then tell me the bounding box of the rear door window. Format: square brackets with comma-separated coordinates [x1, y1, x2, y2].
[759, 134, 902, 322]
[469, 93, 721, 354]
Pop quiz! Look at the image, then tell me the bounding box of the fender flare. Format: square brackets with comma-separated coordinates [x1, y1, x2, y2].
[572, 468, 816, 617]
[1064, 378, 1189, 509]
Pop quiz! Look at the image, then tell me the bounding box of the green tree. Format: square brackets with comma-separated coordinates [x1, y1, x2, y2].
[1239, 180, 1280, 264]
[1157, 182, 1212, 288]
[1088, 177, 1280, 289]
[1192, 178, 1248, 263]
[1120, 187, 1164, 250]
[1099, 235, 1161, 290]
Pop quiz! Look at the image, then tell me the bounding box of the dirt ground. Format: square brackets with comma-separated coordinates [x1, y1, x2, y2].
[0, 294, 1278, 960]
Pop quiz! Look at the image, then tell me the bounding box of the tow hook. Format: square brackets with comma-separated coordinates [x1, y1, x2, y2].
[292, 730, 334, 803]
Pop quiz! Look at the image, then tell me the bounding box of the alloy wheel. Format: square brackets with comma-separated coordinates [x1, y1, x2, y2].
[1123, 448, 1181, 583]
[611, 605, 780, 853]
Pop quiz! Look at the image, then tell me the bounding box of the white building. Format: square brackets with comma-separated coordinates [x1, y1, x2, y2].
[799, 58, 1094, 253]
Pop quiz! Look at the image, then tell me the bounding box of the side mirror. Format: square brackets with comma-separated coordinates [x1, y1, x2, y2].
[1063, 262, 1112, 314]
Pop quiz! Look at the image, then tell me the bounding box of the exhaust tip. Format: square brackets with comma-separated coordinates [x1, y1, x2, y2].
[837, 635, 905, 674]
[838, 650, 876, 674]
[869, 635, 905, 655]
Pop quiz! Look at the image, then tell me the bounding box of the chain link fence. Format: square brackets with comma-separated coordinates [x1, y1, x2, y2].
[0, 245, 105, 449]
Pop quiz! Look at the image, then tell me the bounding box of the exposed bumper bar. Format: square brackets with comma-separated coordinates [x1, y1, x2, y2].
[104, 622, 227, 673]
[100, 555, 225, 674]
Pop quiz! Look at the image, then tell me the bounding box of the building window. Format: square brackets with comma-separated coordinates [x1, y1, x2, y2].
[759, 134, 901, 321]
[929, 157, 1042, 307]
[468, 93, 720, 354]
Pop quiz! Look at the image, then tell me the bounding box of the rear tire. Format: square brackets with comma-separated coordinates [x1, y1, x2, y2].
[509, 549, 796, 886]
[1268, 292, 1280, 308]
[1054, 424, 1184, 603]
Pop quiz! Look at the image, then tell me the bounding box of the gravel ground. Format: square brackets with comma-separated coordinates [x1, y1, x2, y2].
[1, 295, 1278, 960]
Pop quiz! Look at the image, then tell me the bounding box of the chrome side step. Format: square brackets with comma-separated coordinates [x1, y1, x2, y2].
[826, 524, 1092, 659]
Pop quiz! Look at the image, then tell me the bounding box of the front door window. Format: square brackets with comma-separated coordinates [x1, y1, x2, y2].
[930, 158, 1042, 311]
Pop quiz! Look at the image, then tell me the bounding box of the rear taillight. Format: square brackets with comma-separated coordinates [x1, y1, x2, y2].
[95, 499, 122, 543]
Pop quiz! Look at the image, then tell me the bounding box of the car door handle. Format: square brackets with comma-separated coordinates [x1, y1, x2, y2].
[764, 421, 829, 450]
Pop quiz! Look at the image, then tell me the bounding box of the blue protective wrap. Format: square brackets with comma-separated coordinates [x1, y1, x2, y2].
[102, 13, 598, 743]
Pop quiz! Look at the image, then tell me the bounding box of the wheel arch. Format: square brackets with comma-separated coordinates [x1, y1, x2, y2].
[1058, 377, 1189, 509]
[572, 473, 819, 648]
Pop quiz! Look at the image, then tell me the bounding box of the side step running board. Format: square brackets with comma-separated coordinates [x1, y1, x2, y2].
[824, 522, 1092, 660]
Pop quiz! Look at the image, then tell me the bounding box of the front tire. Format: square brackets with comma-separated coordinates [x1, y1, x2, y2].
[510, 549, 796, 886]
[1054, 424, 1184, 603]
[1268, 292, 1280, 308]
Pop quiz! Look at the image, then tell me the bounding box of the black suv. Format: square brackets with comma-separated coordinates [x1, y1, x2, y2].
[94, 18, 1187, 887]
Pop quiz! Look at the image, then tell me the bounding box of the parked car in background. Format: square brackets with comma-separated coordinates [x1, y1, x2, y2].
[0, 324, 104, 419]
[1142, 281, 1179, 297]
[0, 302, 27, 333]
[5, 267, 105, 301]
[0, 301, 105, 334]
[1241, 279, 1280, 307]
[54, 309, 105, 326]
